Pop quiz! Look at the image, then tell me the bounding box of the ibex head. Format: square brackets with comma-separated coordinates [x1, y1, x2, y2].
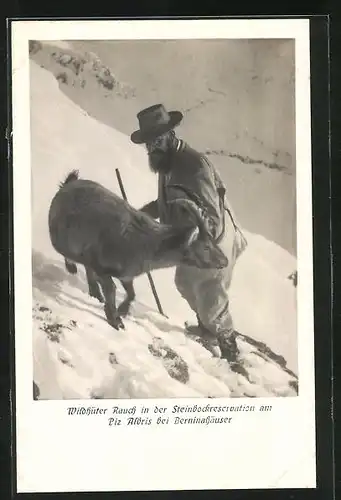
[169, 198, 229, 269]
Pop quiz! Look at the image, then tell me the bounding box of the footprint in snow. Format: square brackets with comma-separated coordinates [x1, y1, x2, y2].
[148, 337, 189, 385]
[38, 305, 52, 313]
[58, 352, 75, 368]
[34, 302, 79, 343]
[108, 352, 118, 365]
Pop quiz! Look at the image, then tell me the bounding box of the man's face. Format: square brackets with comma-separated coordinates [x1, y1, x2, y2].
[146, 133, 171, 173]
[146, 133, 169, 155]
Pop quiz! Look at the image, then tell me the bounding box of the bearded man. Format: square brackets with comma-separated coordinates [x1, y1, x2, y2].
[130, 104, 247, 365]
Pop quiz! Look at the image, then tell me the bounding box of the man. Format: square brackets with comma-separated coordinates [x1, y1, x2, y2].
[130, 104, 247, 365]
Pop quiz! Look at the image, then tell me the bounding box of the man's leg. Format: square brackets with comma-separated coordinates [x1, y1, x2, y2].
[175, 265, 220, 355]
[195, 267, 240, 363]
[177, 258, 240, 363]
[195, 267, 234, 335]
[175, 227, 242, 362]
[175, 264, 199, 314]
[175, 264, 233, 359]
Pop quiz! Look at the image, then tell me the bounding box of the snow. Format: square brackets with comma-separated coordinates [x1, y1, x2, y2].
[30, 59, 298, 401]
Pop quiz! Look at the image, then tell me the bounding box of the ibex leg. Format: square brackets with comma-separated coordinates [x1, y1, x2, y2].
[118, 279, 136, 317]
[97, 274, 125, 330]
[85, 266, 104, 303]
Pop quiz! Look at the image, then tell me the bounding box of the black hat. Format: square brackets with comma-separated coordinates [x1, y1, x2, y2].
[130, 104, 183, 144]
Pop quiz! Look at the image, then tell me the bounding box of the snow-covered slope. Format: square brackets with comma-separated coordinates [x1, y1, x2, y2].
[30, 60, 298, 400]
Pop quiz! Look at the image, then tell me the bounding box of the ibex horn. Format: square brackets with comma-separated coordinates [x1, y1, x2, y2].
[168, 198, 210, 234]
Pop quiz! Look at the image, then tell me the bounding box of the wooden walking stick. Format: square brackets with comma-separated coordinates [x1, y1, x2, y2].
[115, 168, 168, 318]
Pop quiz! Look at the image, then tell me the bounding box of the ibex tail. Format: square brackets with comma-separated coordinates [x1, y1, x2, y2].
[59, 169, 79, 189]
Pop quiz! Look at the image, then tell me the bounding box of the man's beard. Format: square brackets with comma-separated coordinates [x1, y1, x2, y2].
[148, 149, 172, 174]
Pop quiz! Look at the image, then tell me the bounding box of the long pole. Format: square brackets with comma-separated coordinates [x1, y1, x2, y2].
[115, 168, 168, 318]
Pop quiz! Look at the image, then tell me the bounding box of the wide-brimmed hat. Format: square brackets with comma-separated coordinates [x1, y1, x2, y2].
[130, 104, 183, 144]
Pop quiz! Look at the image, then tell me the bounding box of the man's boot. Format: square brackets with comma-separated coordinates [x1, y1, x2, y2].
[184, 315, 204, 335]
[218, 330, 242, 365]
[184, 317, 221, 357]
[218, 331, 250, 377]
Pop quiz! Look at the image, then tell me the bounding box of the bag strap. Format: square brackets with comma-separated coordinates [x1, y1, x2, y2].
[202, 156, 241, 233]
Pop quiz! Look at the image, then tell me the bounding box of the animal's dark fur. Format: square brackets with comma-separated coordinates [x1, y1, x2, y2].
[59, 171, 81, 276]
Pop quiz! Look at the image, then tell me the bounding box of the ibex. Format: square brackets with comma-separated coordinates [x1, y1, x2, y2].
[48, 170, 228, 330]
